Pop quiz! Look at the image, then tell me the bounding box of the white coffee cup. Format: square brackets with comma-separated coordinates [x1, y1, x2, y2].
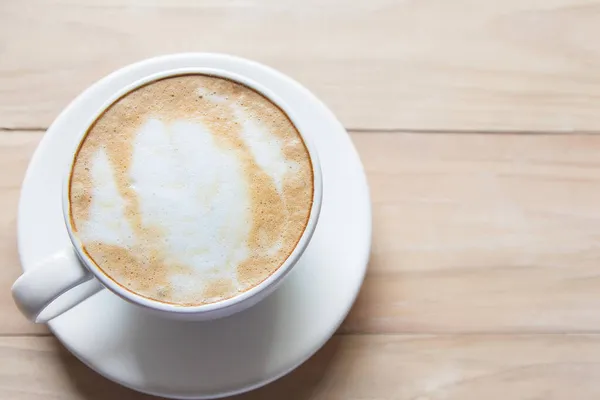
[12, 66, 322, 323]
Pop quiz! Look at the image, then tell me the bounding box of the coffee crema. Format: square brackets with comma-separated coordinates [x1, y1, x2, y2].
[68, 74, 314, 306]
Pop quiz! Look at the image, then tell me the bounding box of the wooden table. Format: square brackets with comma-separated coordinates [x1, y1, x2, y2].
[3, 0, 600, 398]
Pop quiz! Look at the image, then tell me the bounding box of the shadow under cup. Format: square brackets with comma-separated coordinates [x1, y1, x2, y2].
[62, 69, 323, 321]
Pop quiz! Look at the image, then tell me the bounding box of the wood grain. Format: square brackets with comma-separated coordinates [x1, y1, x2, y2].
[0, 132, 47, 335]
[1, 334, 600, 399]
[4, 0, 600, 131]
[5, 132, 600, 335]
[342, 132, 600, 333]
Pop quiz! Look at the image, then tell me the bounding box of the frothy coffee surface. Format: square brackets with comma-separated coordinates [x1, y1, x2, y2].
[69, 74, 313, 306]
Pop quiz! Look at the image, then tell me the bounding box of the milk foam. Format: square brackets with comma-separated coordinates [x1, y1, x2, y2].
[81, 149, 135, 247]
[69, 74, 314, 306]
[128, 118, 251, 300]
[131, 118, 251, 274]
[234, 105, 300, 194]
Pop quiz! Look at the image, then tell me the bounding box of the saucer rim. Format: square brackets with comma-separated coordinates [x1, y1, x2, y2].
[18, 53, 372, 399]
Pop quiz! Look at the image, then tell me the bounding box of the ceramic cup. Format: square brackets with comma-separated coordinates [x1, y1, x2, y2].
[11, 66, 322, 323]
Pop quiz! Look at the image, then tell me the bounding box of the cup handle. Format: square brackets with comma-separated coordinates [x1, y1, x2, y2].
[12, 248, 104, 323]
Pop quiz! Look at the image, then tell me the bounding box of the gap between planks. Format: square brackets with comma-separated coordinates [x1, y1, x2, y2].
[6, 127, 600, 135]
[7, 331, 600, 338]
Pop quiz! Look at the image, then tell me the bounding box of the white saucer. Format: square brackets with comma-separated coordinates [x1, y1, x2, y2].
[17, 54, 371, 399]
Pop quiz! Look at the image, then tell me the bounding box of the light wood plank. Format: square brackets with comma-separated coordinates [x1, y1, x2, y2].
[6, 132, 600, 334]
[4, 1, 600, 131]
[1, 334, 600, 399]
[0, 132, 47, 335]
[343, 132, 600, 333]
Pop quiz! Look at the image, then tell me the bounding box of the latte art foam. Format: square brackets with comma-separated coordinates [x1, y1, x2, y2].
[68, 75, 314, 305]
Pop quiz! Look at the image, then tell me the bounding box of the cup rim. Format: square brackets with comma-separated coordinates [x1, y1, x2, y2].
[62, 67, 323, 315]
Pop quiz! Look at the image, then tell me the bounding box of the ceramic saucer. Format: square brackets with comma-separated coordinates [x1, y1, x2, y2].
[18, 54, 371, 399]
